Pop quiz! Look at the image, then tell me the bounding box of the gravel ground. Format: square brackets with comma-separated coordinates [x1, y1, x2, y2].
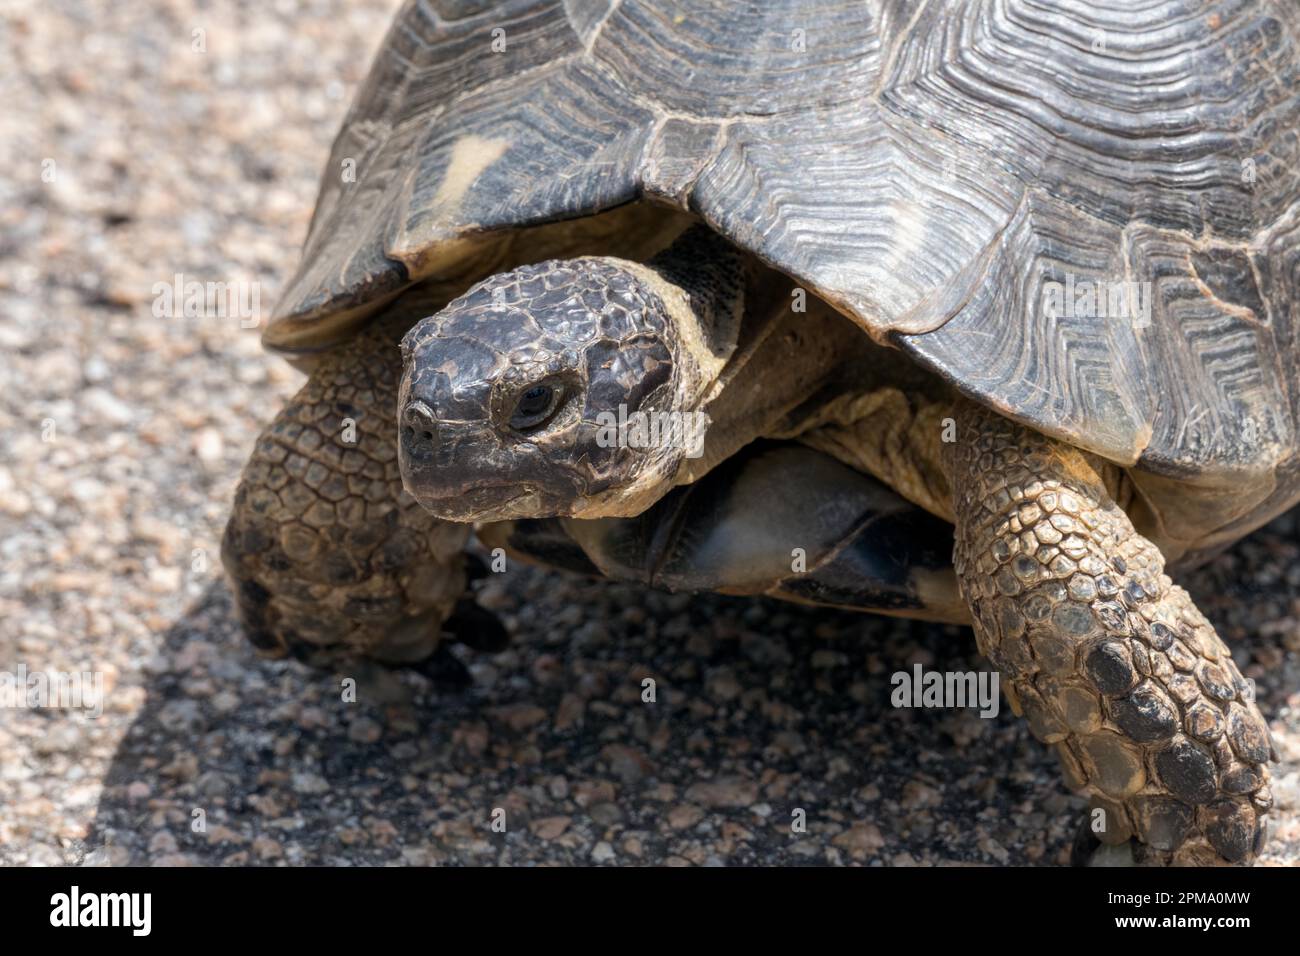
[2, 0, 1298, 868]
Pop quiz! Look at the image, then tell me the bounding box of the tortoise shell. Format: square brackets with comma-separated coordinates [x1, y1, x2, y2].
[266, 0, 1300, 563]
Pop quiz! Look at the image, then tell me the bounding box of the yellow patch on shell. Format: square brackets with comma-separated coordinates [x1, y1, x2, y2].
[431, 135, 510, 216]
[387, 135, 511, 278]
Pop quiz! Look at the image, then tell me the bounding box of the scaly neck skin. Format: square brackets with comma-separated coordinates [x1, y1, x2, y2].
[628, 225, 751, 411]
[596, 225, 863, 504]
[678, 288, 871, 485]
[644, 229, 864, 487]
[607, 229, 979, 526]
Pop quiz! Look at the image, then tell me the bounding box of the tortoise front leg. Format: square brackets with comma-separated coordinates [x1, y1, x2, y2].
[222, 317, 493, 668]
[945, 401, 1274, 865]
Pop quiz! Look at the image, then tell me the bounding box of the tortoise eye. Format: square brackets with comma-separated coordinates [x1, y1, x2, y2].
[509, 382, 561, 431]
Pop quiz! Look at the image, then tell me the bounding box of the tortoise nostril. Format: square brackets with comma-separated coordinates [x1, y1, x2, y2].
[401, 401, 439, 460]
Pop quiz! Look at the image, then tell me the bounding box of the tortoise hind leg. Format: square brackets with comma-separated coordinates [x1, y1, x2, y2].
[945, 401, 1274, 865]
[221, 316, 487, 668]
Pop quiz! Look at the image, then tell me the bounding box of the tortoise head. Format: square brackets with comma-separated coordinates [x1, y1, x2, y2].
[398, 256, 717, 522]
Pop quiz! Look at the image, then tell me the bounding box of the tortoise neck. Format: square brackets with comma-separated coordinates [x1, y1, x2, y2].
[647, 225, 749, 334]
[675, 287, 865, 486]
[639, 227, 860, 487]
[611, 226, 754, 422]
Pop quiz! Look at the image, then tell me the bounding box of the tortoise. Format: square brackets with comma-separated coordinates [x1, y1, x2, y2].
[222, 0, 1300, 866]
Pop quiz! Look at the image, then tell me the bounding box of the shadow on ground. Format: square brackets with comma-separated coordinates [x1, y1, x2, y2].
[87, 514, 1299, 866]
